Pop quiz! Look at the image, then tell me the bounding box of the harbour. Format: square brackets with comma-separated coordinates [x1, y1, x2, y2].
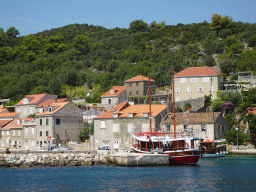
[0, 155, 255, 191]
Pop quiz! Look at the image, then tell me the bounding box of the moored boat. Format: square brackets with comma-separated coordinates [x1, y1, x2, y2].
[200, 139, 228, 158]
[131, 68, 201, 165]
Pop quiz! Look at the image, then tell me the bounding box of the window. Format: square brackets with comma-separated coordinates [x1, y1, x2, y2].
[203, 77, 209, 82]
[32, 128, 34, 134]
[176, 88, 180, 93]
[210, 86, 214, 92]
[17, 107, 20, 113]
[40, 141, 42, 146]
[25, 128, 28, 135]
[136, 91, 139, 96]
[110, 90, 114, 94]
[218, 125, 221, 133]
[222, 126, 225, 133]
[108, 99, 111, 104]
[46, 118, 49, 126]
[24, 107, 27, 113]
[128, 124, 133, 132]
[129, 83, 132, 87]
[18, 131, 21, 136]
[7, 131, 9, 135]
[191, 78, 198, 82]
[129, 92, 132, 96]
[198, 87, 203, 92]
[201, 125, 206, 131]
[113, 124, 119, 132]
[46, 131, 49, 136]
[143, 113, 148, 117]
[100, 121, 106, 128]
[2, 131, 4, 136]
[187, 97, 192, 100]
[32, 140, 35, 147]
[49, 107, 52, 112]
[40, 119, 42, 125]
[184, 125, 188, 131]
[7, 139, 9, 144]
[187, 87, 191, 92]
[43, 107, 45, 113]
[30, 106, 33, 113]
[40, 131, 42, 136]
[167, 125, 170, 132]
[176, 97, 180, 101]
[136, 82, 139, 86]
[128, 113, 133, 117]
[56, 119, 60, 125]
[13, 131, 15, 136]
[180, 78, 186, 83]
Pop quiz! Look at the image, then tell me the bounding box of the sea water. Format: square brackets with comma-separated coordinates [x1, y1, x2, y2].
[0, 155, 255, 191]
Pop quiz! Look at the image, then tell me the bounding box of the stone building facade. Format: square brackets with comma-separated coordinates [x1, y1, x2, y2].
[174, 67, 223, 101]
[124, 75, 156, 98]
[161, 112, 228, 141]
[36, 102, 83, 147]
[94, 102, 167, 151]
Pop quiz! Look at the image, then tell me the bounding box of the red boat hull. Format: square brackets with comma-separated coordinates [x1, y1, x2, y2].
[169, 155, 200, 165]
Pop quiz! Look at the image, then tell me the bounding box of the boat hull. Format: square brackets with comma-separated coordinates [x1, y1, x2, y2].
[201, 153, 227, 158]
[165, 150, 200, 165]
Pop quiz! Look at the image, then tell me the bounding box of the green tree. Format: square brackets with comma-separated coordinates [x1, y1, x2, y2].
[236, 49, 256, 71]
[21, 34, 41, 51]
[225, 43, 244, 55]
[210, 14, 232, 33]
[44, 35, 67, 54]
[225, 128, 250, 145]
[201, 54, 216, 66]
[248, 34, 256, 47]
[224, 114, 236, 129]
[129, 20, 149, 34]
[0, 29, 8, 47]
[72, 35, 90, 55]
[6, 27, 19, 38]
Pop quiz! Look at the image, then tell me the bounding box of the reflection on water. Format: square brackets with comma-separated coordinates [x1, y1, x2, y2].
[0, 156, 255, 191]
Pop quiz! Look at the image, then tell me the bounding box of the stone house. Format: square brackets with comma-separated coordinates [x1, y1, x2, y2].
[36, 101, 83, 147]
[15, 93, 57, 118]
[94, 102, 167, 151]
[1, 118, 35, 149]
[82, 106, 102, 128]
[124, 75, 156, 98]
[174, 67, 223, 101]
[161, 112, 228, 141]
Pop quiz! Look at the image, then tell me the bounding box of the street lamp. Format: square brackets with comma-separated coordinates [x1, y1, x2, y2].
[235, 128, 239, 149]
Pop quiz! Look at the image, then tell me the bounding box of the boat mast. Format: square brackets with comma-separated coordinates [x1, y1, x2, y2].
[148, 74, 152, 133]
[172, 68, 176, 139]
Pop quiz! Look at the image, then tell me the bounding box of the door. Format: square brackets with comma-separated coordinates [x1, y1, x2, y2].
[114, 140, 119, 149]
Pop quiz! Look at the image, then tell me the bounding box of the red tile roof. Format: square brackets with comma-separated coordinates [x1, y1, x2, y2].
[124, 75, 155, 82]
[174, 67, 220, 77]
[101, 86, 126, 97]
[36, 98, 69, 107]
[95, 102, 166, 119]
[0, 107, 8, 113]
[37, 102, 70, 116]
[0, 120, 12, 127]
[0, 112, 19, 117]
[16, 93, 48, 105]
[2, 118, 33, 130]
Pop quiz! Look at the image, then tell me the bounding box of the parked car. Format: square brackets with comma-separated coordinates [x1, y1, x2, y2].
[98, 146, 110, 150]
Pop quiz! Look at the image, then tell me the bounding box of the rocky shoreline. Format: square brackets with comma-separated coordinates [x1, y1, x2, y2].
[0, 153, 110, 168]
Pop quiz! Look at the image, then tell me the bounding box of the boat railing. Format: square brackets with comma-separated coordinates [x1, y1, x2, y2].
[132, 129, 199, 139]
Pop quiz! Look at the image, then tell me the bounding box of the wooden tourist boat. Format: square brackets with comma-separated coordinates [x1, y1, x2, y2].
[131, 68, 200, 165]
[200, 139, 228, 158]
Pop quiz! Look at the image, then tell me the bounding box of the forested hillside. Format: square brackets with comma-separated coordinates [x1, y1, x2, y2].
[0, 14, 256, 103]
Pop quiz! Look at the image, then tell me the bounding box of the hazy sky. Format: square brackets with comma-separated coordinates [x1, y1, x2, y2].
[0, 0, 255, 36]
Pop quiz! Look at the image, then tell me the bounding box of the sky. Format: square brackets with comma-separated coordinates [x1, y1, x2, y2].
[0, 0, 255, 36]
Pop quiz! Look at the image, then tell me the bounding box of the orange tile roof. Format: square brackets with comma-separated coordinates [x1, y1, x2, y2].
[2, 118, 33, 130]
[174, 67, 220, 77]
[124, 75, 155, 82]
[0, 112, 19, 117]
[37, 102, 69, 116]
[95, 102, 166, 119]
[0, 107, 8, 113]
[36, 98, 69, 107]
[101, 86, 126, 97]
[0, 120, 12, 127]
[16, 93, 48, 105]
[95, 102, 129, 119]
[247, 110, 256, 115]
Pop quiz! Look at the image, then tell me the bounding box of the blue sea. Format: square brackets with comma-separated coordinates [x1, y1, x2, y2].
[0, 155, 255, 191]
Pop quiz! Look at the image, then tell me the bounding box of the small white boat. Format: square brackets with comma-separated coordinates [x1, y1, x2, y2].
[200, 139, 228, 158]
